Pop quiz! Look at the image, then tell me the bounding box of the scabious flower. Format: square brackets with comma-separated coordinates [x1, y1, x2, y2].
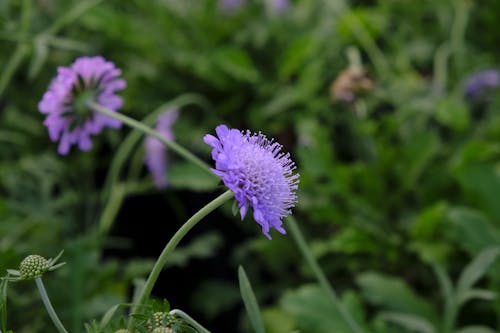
[268, 0, 290, 12]
[219, 0, 246, 13]
[38, 56, 126, 155]
[464, 69, 500, 101]
[144, 109, 179, 189]
[204, 125, 299, 239]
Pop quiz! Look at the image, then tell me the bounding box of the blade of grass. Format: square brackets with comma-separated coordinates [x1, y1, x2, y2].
[238, 266, 265, 333]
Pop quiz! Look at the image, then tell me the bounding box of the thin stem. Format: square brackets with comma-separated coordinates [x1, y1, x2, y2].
[127, 190, 233, 331]
[169, 309, 211, 333]
[286, 216, 366, 333]
[450, 0, 470, 73]
[88, 101, 213, 177]
[432, 43, 451, 95]
[0, 0, 31, 98]
[326, 0, 389, 79]
[102, 93, 213, 201]
[97, 183, 127, 236]
[35, 277, 69, 333]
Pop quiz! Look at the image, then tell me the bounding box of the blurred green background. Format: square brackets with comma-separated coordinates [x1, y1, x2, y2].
[2, 0, 500, 332]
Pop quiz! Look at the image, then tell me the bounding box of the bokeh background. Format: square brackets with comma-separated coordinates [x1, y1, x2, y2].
[2, 0, 500, 332]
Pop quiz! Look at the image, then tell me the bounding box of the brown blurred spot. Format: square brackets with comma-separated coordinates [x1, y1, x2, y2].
[330, 67, 374, 103]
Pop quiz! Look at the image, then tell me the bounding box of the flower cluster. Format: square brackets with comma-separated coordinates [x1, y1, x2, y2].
[144, 109, 179, 189]
[38, 56, 126, 155]
[204, 125, 299, 239]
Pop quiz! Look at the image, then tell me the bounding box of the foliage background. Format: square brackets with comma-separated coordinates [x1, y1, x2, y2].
[1, 0, 500, 332]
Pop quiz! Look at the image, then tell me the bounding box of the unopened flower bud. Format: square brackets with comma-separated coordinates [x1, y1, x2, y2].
[19, 255, 49, 279]
[146, 312, 167, 330]
[152, 327, 174, 333]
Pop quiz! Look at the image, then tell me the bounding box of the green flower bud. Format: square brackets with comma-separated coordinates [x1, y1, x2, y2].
[152, 327, 174, 333]
[146, 311, 167, 330]
[153, 312, 166, 327]
[19, 255, 49, 279]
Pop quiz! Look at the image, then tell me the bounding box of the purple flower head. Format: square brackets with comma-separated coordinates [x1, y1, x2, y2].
[219, 0, 246, 13]
[204, 125, 299, 239]
[38, 56, 126, 155]
[464, 69, 500, 101]
[144, 108, 179, 189]
[269, 0, 290, 12]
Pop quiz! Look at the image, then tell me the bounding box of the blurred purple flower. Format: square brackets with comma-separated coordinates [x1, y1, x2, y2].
[269, 0, 290, 12]
[219, 0, 246, 13]
[464, 69, 500, 101]
[204, 125, 299, 239]
[38, 56, 126, 155]
[144, 109, 179, 189]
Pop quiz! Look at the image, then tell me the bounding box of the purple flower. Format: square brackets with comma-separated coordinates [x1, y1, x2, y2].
[204, 125, 299, 239]
[38, 56, 126, 155]
[219, 0, 246, 13]
[144, 109, 179, 189]
[464, 69, 500, 101]
[269, 0, 290, 12]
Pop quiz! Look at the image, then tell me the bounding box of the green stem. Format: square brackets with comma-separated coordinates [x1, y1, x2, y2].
[127, 190, 233, 331]
[169, 309, 211, 333]
[450, 0, 470, 73]
[97, 183, 127, 236]
[35, 277, 69, 333]
[101, 93, 213, 201]
[432, 43, 451, 95]
[286, 216, 366, 333]
[0, 0, 31, 98]
[327, 0, 389, 79]
[88, 101, 213, 177]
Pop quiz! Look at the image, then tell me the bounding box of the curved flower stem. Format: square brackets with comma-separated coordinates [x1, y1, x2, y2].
[98, 182, 127, 236]
[102, 93, 213, 200]
[169, 309, 211, 333]
[286, 216, 366, 333]
[88, 101, 214, 176]
[35, 277, 69, 333]
[127, 190, 233, 331]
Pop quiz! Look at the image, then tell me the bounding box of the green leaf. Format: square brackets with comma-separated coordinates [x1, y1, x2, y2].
[457, 289, 496, 305]
[379, 312, 436, 333]
[455, 326, 497, 333]
[0, 278, 8, 332]
[432, 264, 453, 309]
[232, 200, 239, 217]
[456, 247, 500, 301]
[262, 308, 297, 333]
[5, 270, 19, 277]
[28, 34, 49, 79]
[456, 164, 500, 222]
[280, 285, 360, 333]
[99, 303, 129, 329]
[214, 47, 260, 83]
[278, 37, 318, 80]
[357, 272, 436, 323]
[238, 266, 265, 333]
[446, 207, 500, 254]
